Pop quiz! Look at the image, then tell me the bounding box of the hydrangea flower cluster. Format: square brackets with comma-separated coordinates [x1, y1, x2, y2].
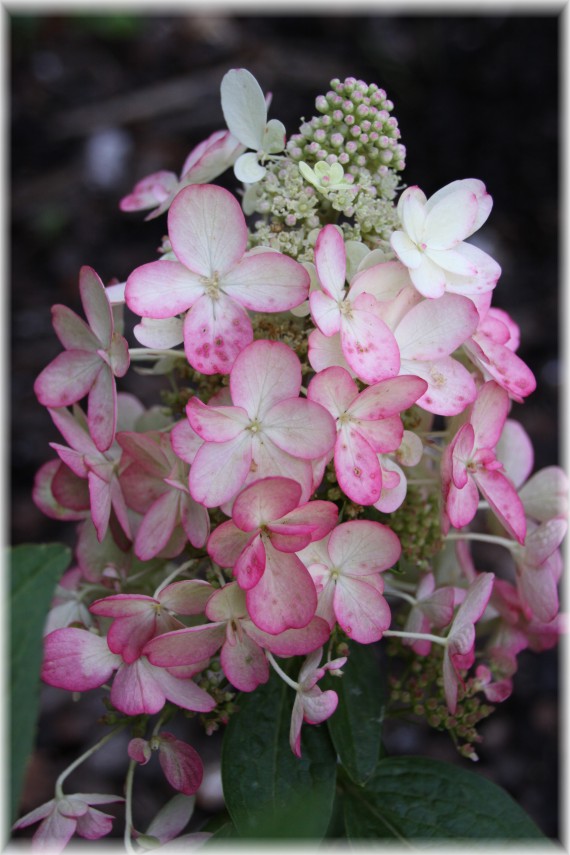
[20, 68, 566, 851]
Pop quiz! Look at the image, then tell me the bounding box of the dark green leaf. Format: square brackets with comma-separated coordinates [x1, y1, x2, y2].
[343, 755, 547, 842]
[324, 641, 385, 784]
[222, 670, 337, 839]
[10, 543, 71, 822]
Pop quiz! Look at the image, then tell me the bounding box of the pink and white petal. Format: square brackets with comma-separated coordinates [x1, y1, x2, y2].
[350, 374, 428, 420]
[110, 659, 167, 715]
[75, 807, 115, 840]
[120, 170, 178, 212]
[246, 614, 330, 657]
[35, 459, 90, 520]
[135, 491, 180, 561]
[445, 242, 501, 292]
[495, 420, 534, 489]
[471, 381, 509, 450]
[329, 519, 401, 574]
[158, 736, 204, 796]
[180, 494, 210, 549]
[400, 356, 477, 416]
[517, 555, 560, 623]
[220, 632, 269, 692]
[183, 292, 253, 375]
[341, 294, 400, 384]
[263, 398, 337, 460]
[395, 293, 479, 361]
[307, 365, 358, 419]
[397, 186, 427, 245]
[353, 415, 403, 454]
[275, 500, 338, 544]
[524, 518, 567, 566]
[474, 469, 526, 544]
[223, 252, 309, 312]
[468, 334, 536, 401]
[452, 572, 495, 633]
[301, 686, 339, 725]
[168, 184, 247, 276]
[334, 576, 391, 643]
[232, 477, 302, 531]
[79, 267, 113, 348]
[87, 365, 116, 452]
[230, 339, 302, 417]
[208, 519, 257, 568]
[152, 662, 216, 712]
[409, 255, 447, 299]
[520, 467, 569, 522]
[31, 808, 77, 853]
[126, 260, 204, 319]
[446, 477, 480, 530]
[308, 329, 352, 375]
[246, 435, 315, 503]
[335, 427, 383, 505]
[373, 458, 407, 513]
[390, 230, 422, 268]
[133, 317, 185, 349]
[350, 259, 412, 303]
[189, 432, 252, 507]
[314, 225, 347, 300]
[171, 419, 203, 464]
[187, 398, 249, 443]
[451, 424, 475, 488]
[42, 628, 120, 691]
[246, 546, 317, 634]
[290, 695, 305, 757]
[425, 179, 492, 235]
[424, 246, 478, 277]
[423, 187, 478, 249]
[52, 304, 99, 352]
[145, 624, 226, 667]
[234, 534, 267, 590]
[12, 800, 56, 831]
[87, 472, 112, 542]
[35, 351, 102, 408]
[309, 291, 342, 336]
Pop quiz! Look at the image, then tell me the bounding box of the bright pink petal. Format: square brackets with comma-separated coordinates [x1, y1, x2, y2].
[135, 490, 180, 561]
[33, 459, 89, 521]
[335, 427, 383, 504]
[446, 476, 479, 530]
[474, 469, 526, 544]
[110, 659, 166, 715]
[246, 615, 330, 657]
[158, 734, 203, 795]
[471, 381, 509, 449]
[352, 415, 403, 454]
[234, 533, 267, 590]
[208, 519, 257, 568]
[230, 340, 302, 417]
[220, 632, 269, 691]
[42, 628, 120, 691]
[467, 334, 536, 401]
[168, 184, 247, 276]
[246, 545, 317, 634]
[145, 624, 226, 667]
[340, 294, 400, 383]
[232, 477, 302, 530]
[223, 252, 309, 311]
[183, 292, 253, 375]
[334, 575, 391, 643]
[314, 224, 347, 300]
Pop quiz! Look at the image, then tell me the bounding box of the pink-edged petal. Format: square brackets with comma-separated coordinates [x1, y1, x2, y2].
[467, 335, 536, 401]
[329, 519, 401, 574]
[390, 230, 422, 268]
[352, 415, 403, 454]
[208, 519, 257, 567]
[171, 418, 203, 464]
[452, 572, 495, 633]
[400, 356, 477, 416]
[246, 545, 317, 634]
[309, 291, 342, 336]
[349, 374, 428, 420]
[246, 615, 330, 657]
[274, 500, 338, 545]
[425, 179, 491, 234]
[35, 351, 102, 408]
[133, 317, 184, 349]
[125, 260, 204, 319]
[445, 242, 501, 293]
[517, 553, 560, 623]
[340, 294, 400, 383]
[31, 808, 77, 853]
[409, 255, 447, 299]
[117, 430, 170, 474]
[451, 424, 475, 488]
[223, 252, 309, 311]
[145, 624, 226, 667]
[524, 518, 567, 566]
[158, 735, 204, 795]
[120, 170, 178, 212]
[307, 366, 358, 419]
[397, 186, 427, 244]
[183, 292, 253, 375]
[495, 420, 534, 489]
[152, 662, 216, 712]
[12, 800, 56, 830]
[263, 398, 337, 460]
[79, 267, 113, 348]
[159, 580, 214, 615]
[350, 260, 412, 304]
[189, 432, 252, 507]
[290, 694, 305, 757]
[51, 304, 99, 352]
[301, 686, 339, 725]
[520, 467, 569, 522]
[423, 186, 478, 249]
[230, 339, 302, 416]
[335, 427, 382, 505]
[373, 458, 408, 514]
[234, 533, 267, 590]
[425, 246, 478, 277]
[187, 398, 249, 442]
[75, 807, 115, 840]
[246, 435, 315, 503]
[314, 225, 347, 300]
[33, 460, 89, 521]
[182, 129, 244, 182]
[110, 659, 166, 715]
[308, 328, 351, 375]
[42, 628, 120, 691]
[395, 293, 479, 361]
[87, 472, 112, 542]
[87, 364, 116, 452]
[471, 381, 509, 449]
[180, 493, 210, 549]
[334, 575, 391, 643]
[168, 184, 247, 276]
[474, 469, 526, 544]
[220, 632, 269, 692]
[135, 490, 180, 561]
[232, 476, 302, 530]
[446, 477, 479, 530]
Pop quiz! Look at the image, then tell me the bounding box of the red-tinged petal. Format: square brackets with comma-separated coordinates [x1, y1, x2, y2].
[328, 519, 401, 575]
[79, 267, 113, 348]
[33, 460, 89, 520]
[423, 186, 478, 249]
[208, 519, 257, 567]
[126, 260, 204, 319]
[220, 632, 269, 692]
[307, 365, 358, 418]
[471, 381, 509, 450]
[341, 294, 400, 384]
[52, 304, 99, 352]
[50, 443, 88, 479]
[42, 628, 120, 691]
[474, 469, 527, 544]
[88, 365, 116, 453]
[230, 340, 302, 417]
[120, 170, 178, 212]
[335, 427, 383, 505]
[88, 471, 112, 542]
[309, 290, 342, 337]
[151, 662, 216, 712]
[334, 575, 391, 643]
[409, 255, 447, 299]
[183, 292, 253, 375]
[158, 735, 203, 795]
[400, 356, 477, 416]
[352, 415, 403, 454]
[135, 491, 180, 561]
[181, 128, 244, 182]
[263, 398, 337, 460]
[234, 533, 266, 590]
[314, 224, 346, 300]
[107, 611, 158, 665]
[110, 659, 166, 715]
[35, 351, 102, 408]
[301, 686, 339, 725]
[246, 545, 317, 634]
[446, 476, 479, 530]
[396, 293, 478, 360]
[89, 594, 156, 618]
[75, 807, 115, 840]
[187, 398, 249, 443]
[352, 375, 427, 421]
[180, 493, 210, 549]
[245, 615, 330, 657]
[145, 624, 226, 667]
[223, 251, 309, 312]
[189, 432, 253, 507]
[274, 500, 338, 545]
[232, 477, 302, 530]
[171, 418, 203, 464]
[168, 184, 247, 276]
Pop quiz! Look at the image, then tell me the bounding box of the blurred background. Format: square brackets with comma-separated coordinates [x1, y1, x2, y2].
[10, 10, 562, 841]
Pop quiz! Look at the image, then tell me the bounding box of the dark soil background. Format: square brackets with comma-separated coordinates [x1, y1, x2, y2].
[10, 10, 563, 843]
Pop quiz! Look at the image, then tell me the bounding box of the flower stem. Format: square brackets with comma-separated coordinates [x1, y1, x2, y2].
[153, 559, 197, 599]
[266, 651, 299, 691]
[55, 725, 126, 799]
[445, 532, 515, 551]
[383, 586, 417, 607]
[128, 348, 185, 361]
[123, 759, 138, 855]
[383, 629, 447, 647]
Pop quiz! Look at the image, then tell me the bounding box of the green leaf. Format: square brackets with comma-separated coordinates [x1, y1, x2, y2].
[222, 670, 337, 839]
[343, 755, 547, 842]
[324, 641, 385, 784]
[10, 543, 71, 822]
